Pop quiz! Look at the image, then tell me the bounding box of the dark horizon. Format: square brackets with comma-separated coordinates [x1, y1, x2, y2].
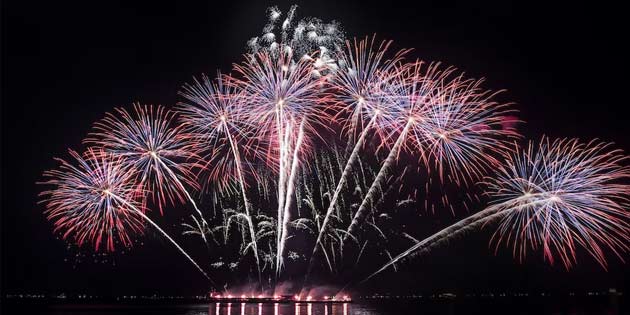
[2, 0, 628, 296]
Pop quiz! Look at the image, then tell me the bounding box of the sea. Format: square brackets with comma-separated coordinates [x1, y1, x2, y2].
[2, 295, 627, 315]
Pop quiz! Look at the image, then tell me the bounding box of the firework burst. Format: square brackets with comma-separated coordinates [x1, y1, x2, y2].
[84, 104, 202, 216]
[37, 5, 630, 292]
[232, 47, 328, 274]
[232, 48, 328, 156]
[363, 137, 630, 283]
[178, 72, 254, 191]
[248, 5, 345, 64]
[39, 149, 213, 282]
[487, 137, 630, 269]
[179, 72, 263, 284]
[39, 149, 144, 252]
[344, 60, 518, 241]
[330, 36, 410, 139]
[306, 37, 409, 275]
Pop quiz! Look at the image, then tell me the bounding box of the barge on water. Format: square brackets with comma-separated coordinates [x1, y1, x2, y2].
[208, 294, 352, 304]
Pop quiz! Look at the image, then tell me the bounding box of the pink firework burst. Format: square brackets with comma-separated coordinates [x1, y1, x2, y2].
[178, 72, 258, 191]
[344, 60, 520, 238]
[231, 46, 332, 273]
[486, 137, 630, 269]
[422, 73, 519, 184]
[39, 149, 144, 251]
[179, 72, 264, 280]
[387, 60, 520, 184]
[85, 104, 201, 214]
[363, 138, 630, 283]
[231, 47, 330, 166]
[329, 36, 410, 143]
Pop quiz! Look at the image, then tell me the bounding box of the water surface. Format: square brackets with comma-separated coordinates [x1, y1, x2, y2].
[3, 296, 625, 315]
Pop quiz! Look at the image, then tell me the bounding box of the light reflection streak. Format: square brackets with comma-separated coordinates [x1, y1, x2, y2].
[210, 302, 350, 315]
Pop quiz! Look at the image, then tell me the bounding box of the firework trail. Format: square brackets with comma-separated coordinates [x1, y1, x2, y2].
[306, 37, 409, 276]
[344, 61, 517, 240]
[360, 204, 504, 284]
[342, 61, 438, 240]
[278, 120, 306, 272]
[308, 115, 376, 259]
[361, 137, 630, 283]
[39, 149, 214, 283]
[276, 116, 289, 276]
[344, 117, 413, 240]
[108, 193, 214, 284]
[84, 105, 205, 222]
[179, 73, 262, 283]
[231, 47, 326, 276]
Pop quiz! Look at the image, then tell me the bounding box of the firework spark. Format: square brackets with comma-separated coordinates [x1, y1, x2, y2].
[248, 5, 345, 64]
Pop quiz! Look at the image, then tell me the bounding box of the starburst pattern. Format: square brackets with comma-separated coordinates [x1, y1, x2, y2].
[85, 104, 200, 214]
[39, 149, 144, 251]
[487, 138, 630, 269]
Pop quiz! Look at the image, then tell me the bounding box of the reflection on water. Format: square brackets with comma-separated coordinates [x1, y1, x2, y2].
[205, 303, 349, 315]
[2, 296, 622, 315]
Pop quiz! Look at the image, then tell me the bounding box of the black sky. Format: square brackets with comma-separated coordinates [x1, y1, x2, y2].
[1, 0, 629, 295]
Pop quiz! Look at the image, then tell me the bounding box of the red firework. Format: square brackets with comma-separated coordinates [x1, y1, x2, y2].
[84, 104, 201, 214]
[39, 149, 145, 251]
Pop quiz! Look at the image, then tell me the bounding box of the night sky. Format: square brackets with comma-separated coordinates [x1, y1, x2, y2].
[2, 0, 628, 296]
